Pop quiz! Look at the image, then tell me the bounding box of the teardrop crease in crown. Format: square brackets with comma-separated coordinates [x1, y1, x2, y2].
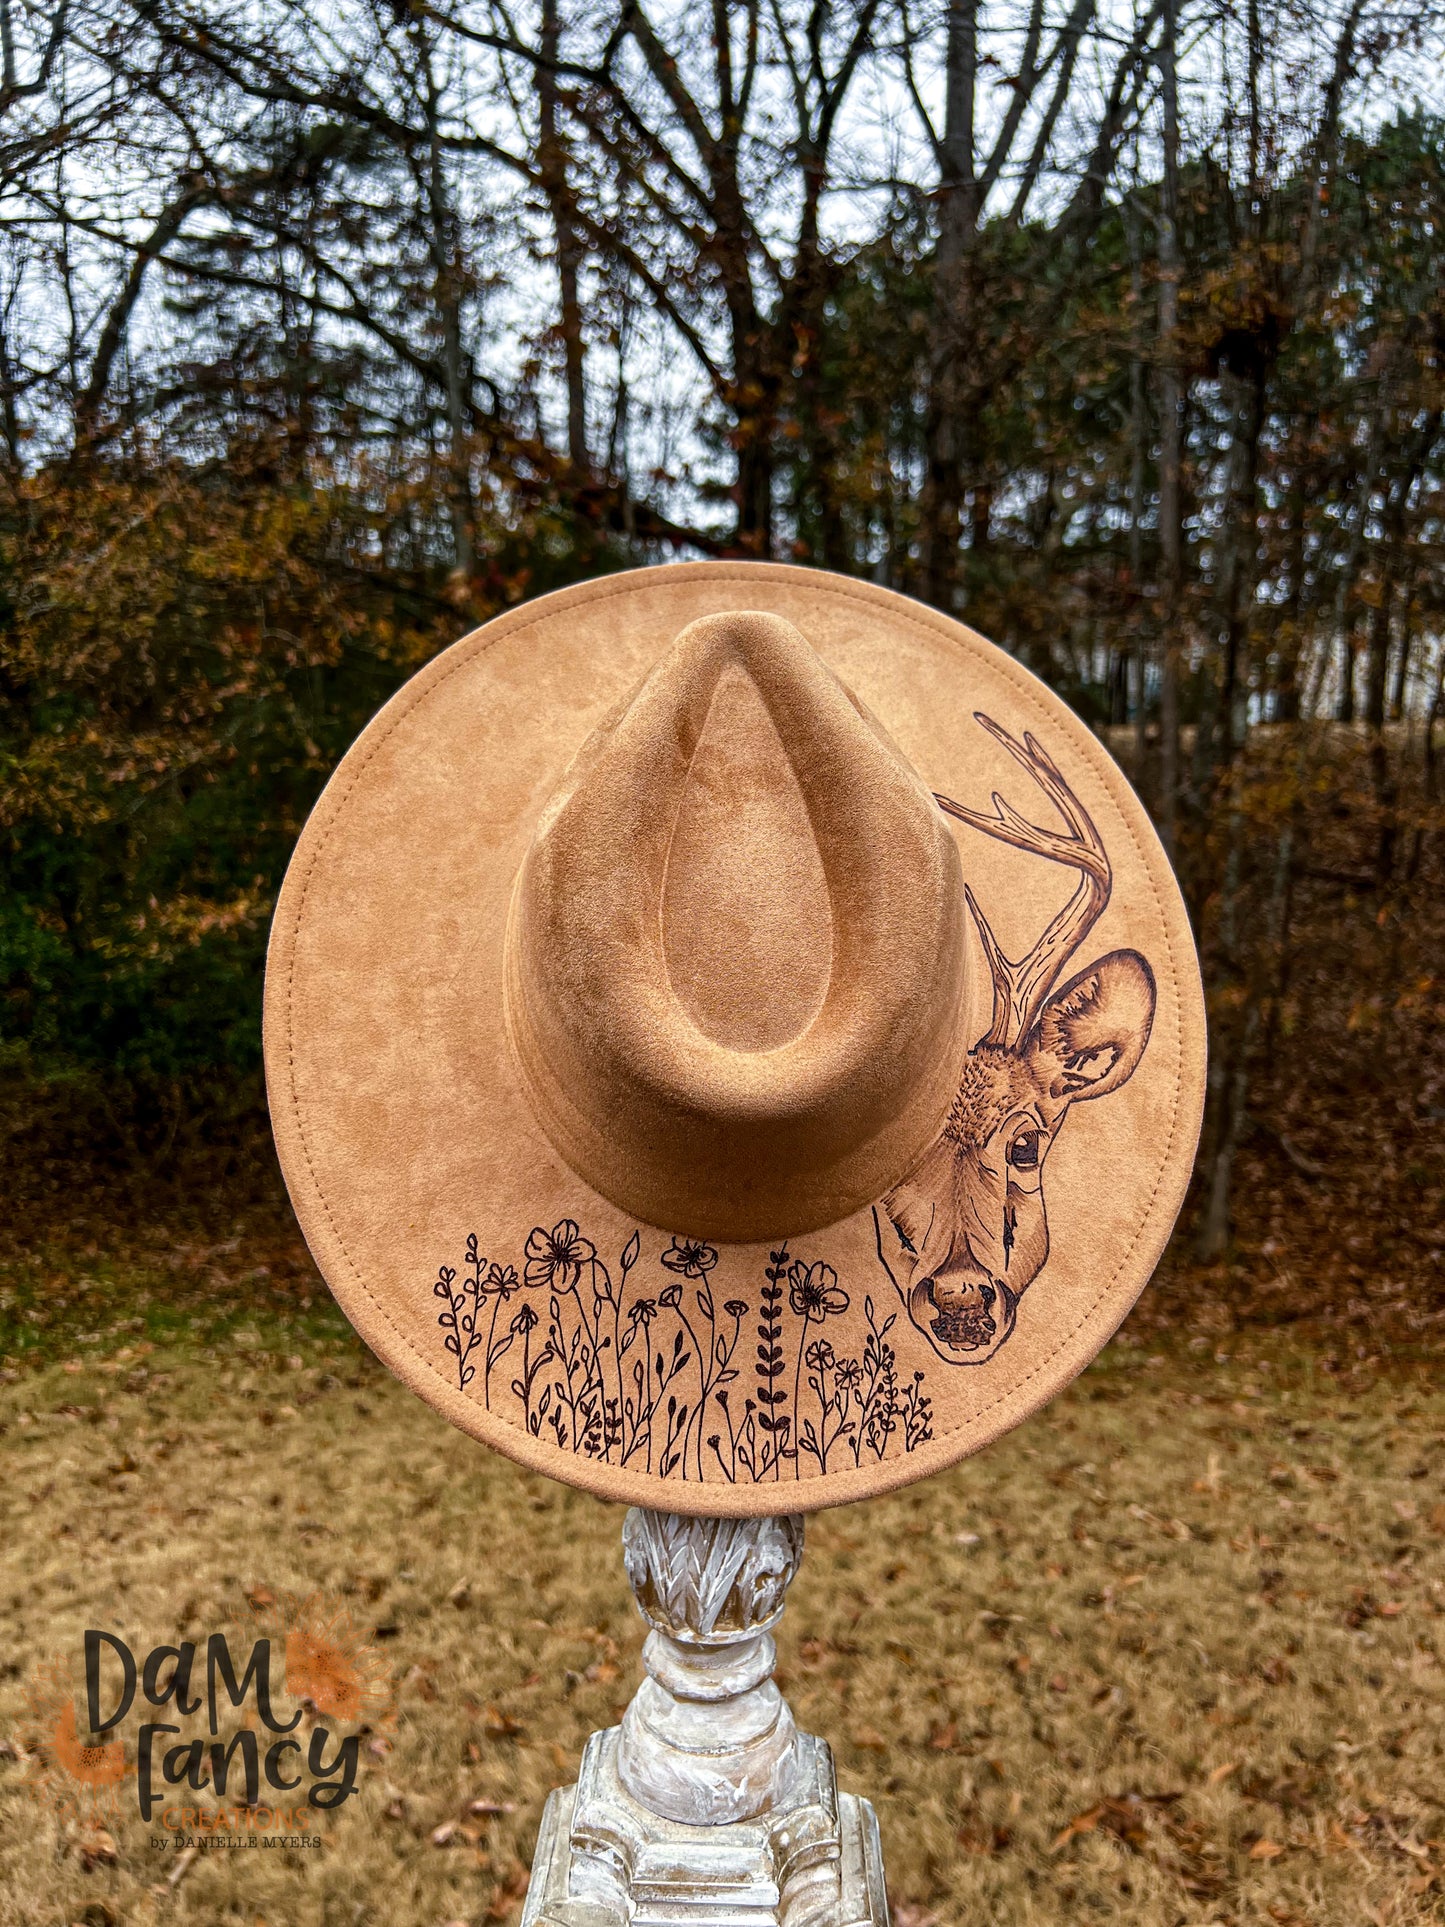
[503, 610, 969, 1241]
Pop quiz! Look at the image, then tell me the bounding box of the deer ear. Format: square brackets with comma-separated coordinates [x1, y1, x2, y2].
[1030, 950, 1156, 1105]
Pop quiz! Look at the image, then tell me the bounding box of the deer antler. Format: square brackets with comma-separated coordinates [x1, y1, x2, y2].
[934, 713, 1111, 1049]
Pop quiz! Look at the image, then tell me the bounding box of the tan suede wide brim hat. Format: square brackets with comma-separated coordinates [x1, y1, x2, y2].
[265, 564, 1205, 1515]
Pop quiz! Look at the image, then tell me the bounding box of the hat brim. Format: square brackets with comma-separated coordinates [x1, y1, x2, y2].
[265, 563, 1205, 1515]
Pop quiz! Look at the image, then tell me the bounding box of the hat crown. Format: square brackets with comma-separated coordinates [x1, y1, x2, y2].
[504, 610, 968, 1241]
[661, 656, 832, 1053]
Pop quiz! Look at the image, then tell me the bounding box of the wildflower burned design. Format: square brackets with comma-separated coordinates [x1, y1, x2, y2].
[432, 1224, 934, 1486]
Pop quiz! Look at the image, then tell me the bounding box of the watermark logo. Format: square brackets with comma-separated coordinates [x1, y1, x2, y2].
[20, 1589, 396, 1845]
[24, 1655, 128, 1827]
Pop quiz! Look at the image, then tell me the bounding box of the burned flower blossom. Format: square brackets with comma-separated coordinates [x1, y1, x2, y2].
[524, 1219, 596, 1292]
[789, 1260, 848, 1323]
[661, 1237, 719, 1280]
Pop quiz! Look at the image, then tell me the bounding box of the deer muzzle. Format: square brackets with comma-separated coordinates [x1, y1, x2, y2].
[909, 1271, 998, 1354]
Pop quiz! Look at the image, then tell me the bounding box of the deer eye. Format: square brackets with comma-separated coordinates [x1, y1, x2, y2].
[1007, 1130, 1041, 1171]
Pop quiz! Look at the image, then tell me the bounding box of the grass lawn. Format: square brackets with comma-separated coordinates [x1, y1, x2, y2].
[0, 1279, 1441, 1927]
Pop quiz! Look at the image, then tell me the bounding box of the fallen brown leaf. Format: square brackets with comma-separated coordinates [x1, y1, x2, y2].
[406, 1664, 439, 1702]
[485, 1856, 531, 1922]
[957, 1822, 1012, 1855]
[77, 1824, 118, 1871]
[891, 1901, 940, 1927]
[1052, 1792, 1184, 1855]
[1053, 1804, 1107, 1851]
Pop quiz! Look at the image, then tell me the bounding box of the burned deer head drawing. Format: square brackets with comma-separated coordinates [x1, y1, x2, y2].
[874, 714, 1156, 1366]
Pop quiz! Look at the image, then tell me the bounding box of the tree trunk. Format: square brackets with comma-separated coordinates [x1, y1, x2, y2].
[538, 0, 589, 474]
[1388, 598, 1412, 721]
[1364, 426, 1433, 880]
[1273, 492, 1308, 722]
[728, 326, 777, 557]
[790, 154, 843, 567]
[1336, 630, 1356, 722]
[1364, 564, 1396, 884]
[1155, 0, 1183, 867]
[1424, 647, 1444, 804]
[920, 0, 980, 611]
[1196, 803, 1293, 1262]
[1125, 199, 1153, 791]
[1217, 364, 1266, 761]
[1194, 1002, 1258, 1263]
[419, 35, 474, 577]
[1364, 569, 1392, 733]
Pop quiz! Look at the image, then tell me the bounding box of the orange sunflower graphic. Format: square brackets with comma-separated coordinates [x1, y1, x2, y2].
[250, 1591, 397, 1729]
[23, 1655, 130, 1823]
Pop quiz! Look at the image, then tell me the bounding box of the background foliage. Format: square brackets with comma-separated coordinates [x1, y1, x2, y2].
[1, 0, 1443, 1279]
